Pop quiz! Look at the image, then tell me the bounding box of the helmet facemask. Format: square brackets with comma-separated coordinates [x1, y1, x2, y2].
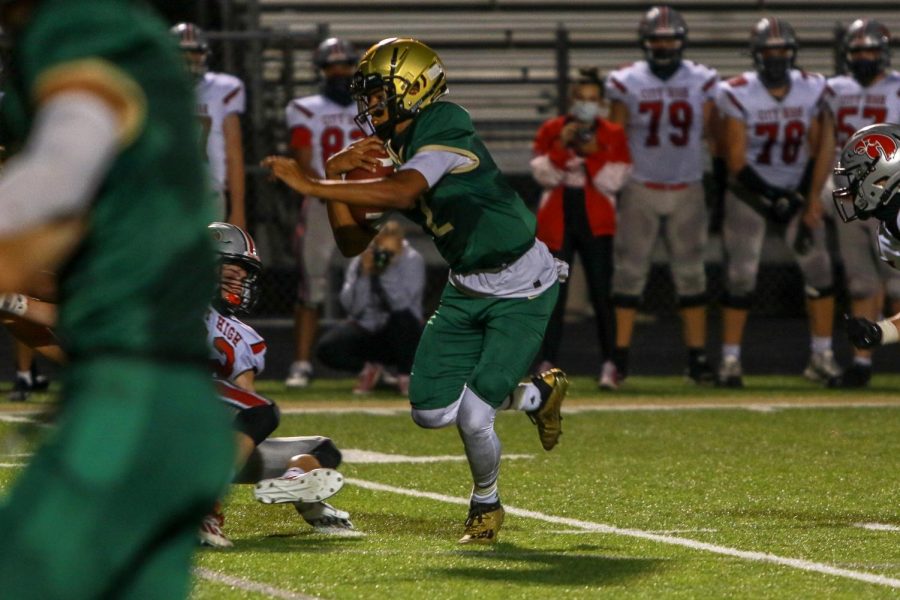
[846, 42, 886, 87]
[643, 35, 684, 79]
[352, 72, 401, 140]
[216, 256, 261, 316]
[754, 45, 795, 89]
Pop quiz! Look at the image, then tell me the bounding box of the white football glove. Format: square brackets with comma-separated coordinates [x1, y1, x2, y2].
[554, 258, 570, 283]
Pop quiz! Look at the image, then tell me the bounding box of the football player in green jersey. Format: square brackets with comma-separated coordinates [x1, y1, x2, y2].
[264, 37, 569, 544]
[0, 1, 233, 598]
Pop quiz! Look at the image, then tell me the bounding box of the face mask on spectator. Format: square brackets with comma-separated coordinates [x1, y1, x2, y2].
[571, 101, 599, 123]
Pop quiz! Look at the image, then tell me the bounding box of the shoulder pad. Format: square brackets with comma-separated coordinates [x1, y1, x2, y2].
[727, 75, 748, 87]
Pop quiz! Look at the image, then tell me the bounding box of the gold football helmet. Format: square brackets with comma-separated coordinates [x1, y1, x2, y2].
[351, 37, 448, 140]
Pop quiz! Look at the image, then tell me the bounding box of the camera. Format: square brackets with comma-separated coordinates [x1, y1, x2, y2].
[574, 123, 596, 145]
[372, 247, 394, 270]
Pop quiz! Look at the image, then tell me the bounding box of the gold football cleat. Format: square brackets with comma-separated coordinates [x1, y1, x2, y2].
[528, 368, 569, 451]
[458, 503, 505, 545]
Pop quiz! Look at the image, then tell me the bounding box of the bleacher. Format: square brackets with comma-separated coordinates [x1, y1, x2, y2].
[232, 0, 900, 172]
[212, 1, 898, 317]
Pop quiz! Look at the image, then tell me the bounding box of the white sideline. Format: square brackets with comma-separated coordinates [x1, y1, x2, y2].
[348, 477, 900, 590]
[194, 567, 321, 600]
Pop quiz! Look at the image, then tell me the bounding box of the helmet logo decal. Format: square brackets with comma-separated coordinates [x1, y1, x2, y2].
[854, 133, 899, 161]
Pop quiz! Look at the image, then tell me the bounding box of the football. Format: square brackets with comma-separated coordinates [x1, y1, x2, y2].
[344, 147, 395, 230]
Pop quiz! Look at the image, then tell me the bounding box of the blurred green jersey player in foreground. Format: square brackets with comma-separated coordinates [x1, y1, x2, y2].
[0, 1, 233, 598]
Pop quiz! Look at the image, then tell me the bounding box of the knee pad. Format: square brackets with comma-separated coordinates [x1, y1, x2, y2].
[456, 388, 497, 439]
[721, 292, 753, 310]
[469, 362, 518, 408]
[307, 437, 342, 469]
[612, 294, 641, 309]
[411, 402, 460, 429]
[233, 403, 281, 446]
[677, 292, 708, 309]
[804, 284, 835, 300]
[234, 436, 342, 483]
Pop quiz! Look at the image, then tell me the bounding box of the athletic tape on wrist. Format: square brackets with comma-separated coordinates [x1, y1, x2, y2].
[0, 293, 28, 317]
[877, 319, 899, 345]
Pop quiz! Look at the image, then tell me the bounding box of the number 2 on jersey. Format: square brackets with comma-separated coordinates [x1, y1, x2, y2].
[212, 337, 234, 379]
[638, 100, 693, 147]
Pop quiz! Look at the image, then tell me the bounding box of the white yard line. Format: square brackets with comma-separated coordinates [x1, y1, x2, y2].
[194, 567, 322, 600]
[342, 449, 532, 464]
[0, 463, 26, 468]
[278, 400, 900, 416]
[347, 477, 900, 590]
[0, 414, 42, 424]
[854, 523, 900, 532]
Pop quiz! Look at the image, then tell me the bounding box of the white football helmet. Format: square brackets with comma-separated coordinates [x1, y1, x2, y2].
[170, 22, 209, 80]
[208, 222, 262, 315]
[833, 123, 900, 222]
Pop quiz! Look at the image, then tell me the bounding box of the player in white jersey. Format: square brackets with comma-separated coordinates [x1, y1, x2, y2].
[201, 223, 348, 548]
[171, 23, 247, 227]
[605, 5, 717, 386]
[833, 124, 900, 353]
[715, 18, 837, 387]
[822, 20, 900, 387]
[284, 37, 364, 389]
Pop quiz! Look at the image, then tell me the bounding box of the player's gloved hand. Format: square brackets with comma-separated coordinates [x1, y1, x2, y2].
[845, 314, 882, 349]
[769, 190, 804, 223]
[554, 258, 570, 283]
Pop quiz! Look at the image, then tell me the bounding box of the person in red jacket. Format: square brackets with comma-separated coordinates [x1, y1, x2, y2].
[531, 69, 632, 388]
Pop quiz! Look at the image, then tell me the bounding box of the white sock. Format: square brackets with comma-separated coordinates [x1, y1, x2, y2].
[722, 345, 741, 361]
[811, 336, 832, 355]
[500, 381, 541, 412]
[298, 360, 313, 371]
[471, 480, 499, 505]
[16, 370, 32, 386]
[282, 467, 306, 478]
[853, 356, 873, 367]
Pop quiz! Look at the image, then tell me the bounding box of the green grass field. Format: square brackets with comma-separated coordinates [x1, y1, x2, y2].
[2, 376, 900, 599]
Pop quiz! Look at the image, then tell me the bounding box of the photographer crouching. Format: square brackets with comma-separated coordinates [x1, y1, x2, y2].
[317, 221, 425, 394]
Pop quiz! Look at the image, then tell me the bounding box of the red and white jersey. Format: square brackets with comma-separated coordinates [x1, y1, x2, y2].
[206, 306, 266, 382]
[285, 94, 363, 178]
[824, 71, 900, 162]
[716, 69, 826, 189]
[197, 72, 246, 192]
[606, 60, 718, 184]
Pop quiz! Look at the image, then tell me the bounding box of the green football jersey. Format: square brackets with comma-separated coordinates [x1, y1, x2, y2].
[0, 0, 215, 361]
[391, 101, 536, 273]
